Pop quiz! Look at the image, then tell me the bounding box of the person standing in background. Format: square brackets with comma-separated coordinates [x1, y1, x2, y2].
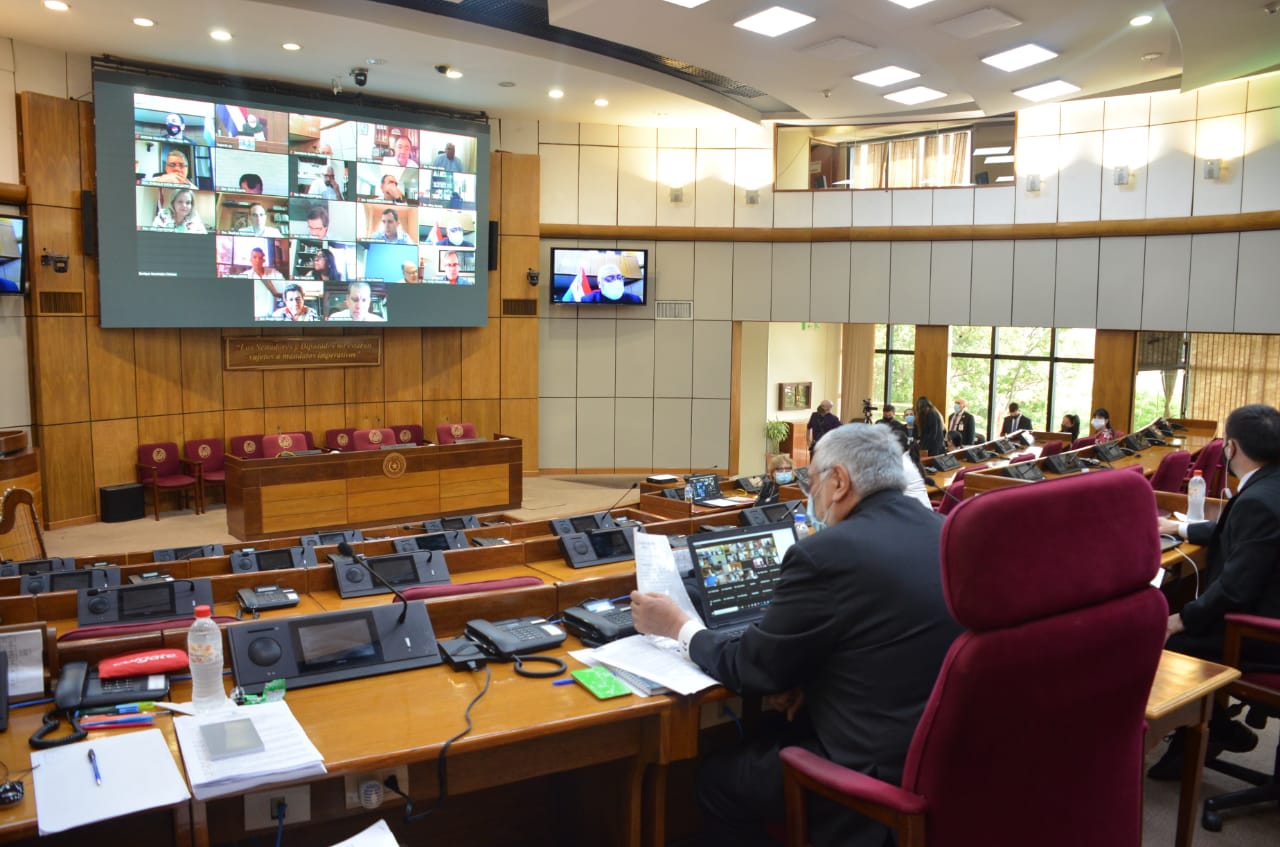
[915, 396, 946, 457]
[806, 400, 841, 452]
[947, 398, 976, 446]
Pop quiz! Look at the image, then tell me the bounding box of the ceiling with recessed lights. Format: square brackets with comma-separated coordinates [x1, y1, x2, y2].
[5, 0, 1280, 128]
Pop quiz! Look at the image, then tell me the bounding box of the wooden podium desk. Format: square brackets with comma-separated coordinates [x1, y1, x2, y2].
[224, 440, 523, 541]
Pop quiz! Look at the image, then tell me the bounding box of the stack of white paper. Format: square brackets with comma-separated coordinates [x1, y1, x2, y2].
[586, 634, 718, 696]
[173, 700, 326, 800]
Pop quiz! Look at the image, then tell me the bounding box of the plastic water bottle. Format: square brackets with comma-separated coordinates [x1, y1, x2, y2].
[684, 481, 694, 503]
[188, 605, 226, 713]
[793, 503, 809, 536]
[1187, 470, 1206, 522]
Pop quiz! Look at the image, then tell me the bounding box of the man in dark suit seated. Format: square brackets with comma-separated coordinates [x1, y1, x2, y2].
[1000, 401, 1032, 435]
[631, 424, 962, 846]
[1149, 403, 1280, 778]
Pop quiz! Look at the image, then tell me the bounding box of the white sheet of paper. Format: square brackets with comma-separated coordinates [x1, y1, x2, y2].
[31, 730, 190, 834]
[589, 634, 718, 696]
[174, 700, 326, 799]
[633, 531, 704, 624]
[330, 819, 400, 847]
[0, 628, 46, 698]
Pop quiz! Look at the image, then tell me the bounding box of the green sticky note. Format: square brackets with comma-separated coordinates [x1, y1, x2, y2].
[571, 666, 632, 700]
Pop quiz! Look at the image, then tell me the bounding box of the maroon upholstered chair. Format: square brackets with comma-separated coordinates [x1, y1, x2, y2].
[389, 424, 426, 446]
[1008, 453, 1035, 464]
[436, 422, 479, 445]
[184, 438, 226, 509]
[136, 442, 201, 520]
[228, 434, 264, 459]
[935, 463, 989, 516]
[1148, 450, 1192, 493]
[352, 428, 396, 451]
[1040, 440, 1065, 458]
[325, 428, 358, 452]
[1185, 438, 1225, 494]
[1071, 436, 1097, 450]
[262, 432, 309, 459]
[781, 471, 1168, 847]
[1201, 613, 1280, 831]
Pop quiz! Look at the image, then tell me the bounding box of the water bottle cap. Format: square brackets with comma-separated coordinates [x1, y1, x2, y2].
[1193, 470, 1203, 477]
[194, 604, 212, 617]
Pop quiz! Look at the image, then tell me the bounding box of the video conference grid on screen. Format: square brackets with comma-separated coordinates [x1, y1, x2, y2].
[133, 93, 480, 322]
[695, 532, 787, 620]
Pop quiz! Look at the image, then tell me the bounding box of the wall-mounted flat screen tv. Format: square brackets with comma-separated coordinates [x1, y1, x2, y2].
[548, 248, 648, 306]
[93, 68, 489, 327]
[0, 215, 27, 296]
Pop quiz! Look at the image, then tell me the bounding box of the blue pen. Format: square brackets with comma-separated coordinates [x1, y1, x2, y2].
[552, 678, 575, 686]
[88, 748, 102, 786]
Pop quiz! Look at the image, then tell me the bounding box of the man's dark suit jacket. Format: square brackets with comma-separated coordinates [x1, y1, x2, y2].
[1179, 464, 1280, 644]
[690, 489, 962, 843]
[1001, 413, 1031, 435]
[947, 410, 976, 445]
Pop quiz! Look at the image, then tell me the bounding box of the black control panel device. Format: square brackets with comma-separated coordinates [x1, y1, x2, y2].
[423, 515, 481, 532]
[334, 550, 450, 599]
[1093, 440, 1127, 463]
[153, 544, 224, 562]
[1003, 462, 1046, 481]
[76, 578, 214, 627]
[299, 529, 364, 551]
[963, 447, 995, 463]
[21, 566, 120, 595]
[228, 604, 442, 694]
[229, 546, 309, 573]
[932, 453, 961, 472]
[237, 585, 301, 613]
[739, 501, 799, 526]
[1044, 451, 1083, 475]
[559, 526, 636, 569]
[392, 531, 468, 554]
[992, 438, 1018, 454]
[561, 598, 636, 647]
[0, 557, 75, 578]
[128, 571, 175, 585]
[549, 512, 617, 537]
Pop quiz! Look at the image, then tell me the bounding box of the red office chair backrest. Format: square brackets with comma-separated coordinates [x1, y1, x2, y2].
[1008, 453, 1034, 464]
[908, 472, 1167, 842]
[352, 428, 396, 451]
[1186, 438, 1224, 494]
[137, 442, 182, 477]
[390, 424, 425, 446]
[1071, 436, 1096, 450]
[228, 434, 264, 459]
[436, 422, 478, 445]
[952, 463, 988, 481]
[262, 432, 309, 459]
[1149, 450, 1192, 493]
[1040, 440, 1065, 457]
[184, 438, 225, 473]
[325, 428, 358, 452]
[937, 478, 965, 516]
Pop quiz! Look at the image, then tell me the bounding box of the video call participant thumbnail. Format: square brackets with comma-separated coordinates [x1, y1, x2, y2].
[380, 132, 419, 168]
[263, 283, 320, 322]
[287, 199, 356, 242]
[358, 242, 417, 283]
[142, 186, 211, 234]
[325, 281, 386, 322]
[364, 206, 416, 244]
[430, 250, 473, 286]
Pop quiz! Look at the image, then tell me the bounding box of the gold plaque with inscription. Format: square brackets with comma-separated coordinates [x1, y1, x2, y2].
[224, 336, 383, 370]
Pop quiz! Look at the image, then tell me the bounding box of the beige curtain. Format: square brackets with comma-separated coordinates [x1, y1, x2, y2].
[852, 141, 888, 189]
[1187, 333, 1280, 432]
[923, 130, 971, 186]
[888, 139, 918, 188]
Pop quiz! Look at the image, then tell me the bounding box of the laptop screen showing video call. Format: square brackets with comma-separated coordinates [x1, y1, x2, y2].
[690, 524, 795, 625]
[686, 474, 720, 501]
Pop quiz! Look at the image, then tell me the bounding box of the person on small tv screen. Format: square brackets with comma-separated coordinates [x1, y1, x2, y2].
[430, 143, 464, 173]
[327, 281, 385, 322]
[435, 219, 472, 247]
[380, 174, 406, 203]
[311, 248, 342, 282]
[151, 188, 207, 233]
[307, 165, 343, 200]
[239, 173, 264, 194]
[400, 261, 420, 283]
[306, 205, 329, 239]
[383, 135, 417, 168]
[270, 283, 319, 321]
[437, 251, 469, 285]
[241, 247, 284, 282]
[579, 263, 641, 304]
[151, 149, 194, 186]
[240, 203, 283, 237]
[369, 208, 414, 244]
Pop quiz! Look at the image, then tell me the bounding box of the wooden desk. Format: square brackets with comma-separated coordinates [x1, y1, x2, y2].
[1146, 651, 1240, 847]
[224, 440, 523, 541]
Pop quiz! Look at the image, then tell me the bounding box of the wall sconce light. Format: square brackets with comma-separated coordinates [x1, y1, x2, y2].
[1114, 165, 1131, 187]
[1203, 158, 1222, 181]
[744, 189, 760, 205]
[668, 186, 684, 204]
[1025, 174, 1042, 193]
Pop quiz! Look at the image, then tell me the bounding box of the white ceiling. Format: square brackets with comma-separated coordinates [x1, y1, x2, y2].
[4, 0, 1279, 128]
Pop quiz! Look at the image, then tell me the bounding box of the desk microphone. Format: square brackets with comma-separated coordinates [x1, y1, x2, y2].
[924, 477, 964, 508]
[87, 578, 196, 596]
[337, 542, 409, 624]
[602, 482, 639, 517]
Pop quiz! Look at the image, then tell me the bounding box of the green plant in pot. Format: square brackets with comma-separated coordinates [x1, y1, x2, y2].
[765, 420, 790, 454]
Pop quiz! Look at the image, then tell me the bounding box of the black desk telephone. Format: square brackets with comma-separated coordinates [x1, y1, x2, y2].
[30, 661, 170, 748]
[462, 617, 567, 677]
[562, 599, 636, 647]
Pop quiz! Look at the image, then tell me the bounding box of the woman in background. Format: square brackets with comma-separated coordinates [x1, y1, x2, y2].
[1060, 413, 1080, 443]
[151, 188, 206, 233]
[915, 396, 946, 457]
[311, 248, 342, 283]
[768, 454, 795, 485]
[1091, 408, 1121, 443]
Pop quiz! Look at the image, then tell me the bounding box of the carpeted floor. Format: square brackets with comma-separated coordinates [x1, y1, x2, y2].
[40, 474, 1280, 844]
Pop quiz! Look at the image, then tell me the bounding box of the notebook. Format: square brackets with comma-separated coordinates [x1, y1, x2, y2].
[687, 522, 797, 638]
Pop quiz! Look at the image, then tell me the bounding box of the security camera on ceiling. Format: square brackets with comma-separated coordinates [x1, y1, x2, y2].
[350, 68, 368, 87]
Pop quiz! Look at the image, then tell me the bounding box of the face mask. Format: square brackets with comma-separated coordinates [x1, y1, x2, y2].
[806, 492, 827, 533]
[953, 403, 961, 412]
[1091, 417, 1106, 430]
[774, 470, 794, 484]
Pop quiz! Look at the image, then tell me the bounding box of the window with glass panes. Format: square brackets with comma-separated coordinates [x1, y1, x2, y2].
[1135, 332, 1189, 423]
[873, 325, 916, 416]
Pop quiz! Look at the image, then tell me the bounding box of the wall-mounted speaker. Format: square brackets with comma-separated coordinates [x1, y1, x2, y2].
[488, 220, 499, 271]
[81, 189, 98, 258]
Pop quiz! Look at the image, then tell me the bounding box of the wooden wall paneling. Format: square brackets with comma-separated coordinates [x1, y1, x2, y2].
[344, 402, 388, 431]
[262, 368, 306, 408]
[37, 422, 96, 525]
[31, 316, 91, 425]
[500, 153, 540, 236]
[179, 328, 224, 413]
[384, 400, 422, 429]
[912, 325, 951, 414]
[18, 93, 83, 208]
[223, 408, 266, 443]
[304, 404, 348, 443]
[500, 398, 538, 469]
[423, 328, 462, 399]
[500, 317, 539, 399]
[460, 323, 502, 399]
[305, 368, 346, 406]
[85, 322, 138, 422]
[27, 205, 85, 297]
[136, 414, 186, 451]
[490, 151, 502, 223]
[383, 327, 424, 402]
[78, 100, 96, 192]
[263, 405, 309, 440]
[221, 364, 263, 411]
[91, 418, 141, 492]
[500, 235, 541, 303]
[1092, 330, 1138, 431]
[422, 400, 463, 434]
[461, 399, 502, 440]
[134, 328, 184, 417]
[181, 410, 223, 444]
[488, 265, 503, 318]
[83, 255, 100, 317]
[343, 330, 386, 405]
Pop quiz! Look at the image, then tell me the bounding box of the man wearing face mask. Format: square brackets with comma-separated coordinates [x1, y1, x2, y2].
[1148, 404, 1280, 778]
[580, 263, 642, 304]
[947, 398, 976, 446]
[630, 425, 961, 846]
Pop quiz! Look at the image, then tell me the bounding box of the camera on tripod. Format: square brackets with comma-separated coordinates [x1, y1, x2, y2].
[862, 398, 878, 424]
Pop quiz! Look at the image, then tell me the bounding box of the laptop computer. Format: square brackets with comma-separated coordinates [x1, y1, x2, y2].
[685, 473, 736, 508]
[686, 522, 797, 639]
